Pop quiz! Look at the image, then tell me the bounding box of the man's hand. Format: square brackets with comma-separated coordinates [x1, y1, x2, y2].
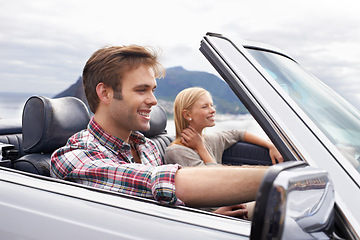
[213, 204, 249, 219]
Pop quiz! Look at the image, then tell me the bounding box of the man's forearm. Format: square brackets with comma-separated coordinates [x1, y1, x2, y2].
[174, 166, 267, 207]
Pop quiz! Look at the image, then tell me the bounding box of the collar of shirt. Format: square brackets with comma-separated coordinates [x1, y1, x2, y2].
[87, 117, 146, 157]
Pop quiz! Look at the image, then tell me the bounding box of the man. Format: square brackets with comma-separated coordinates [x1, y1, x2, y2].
[51, 45, 270, 216]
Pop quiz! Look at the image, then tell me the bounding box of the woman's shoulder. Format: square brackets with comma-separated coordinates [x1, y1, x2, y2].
[205, 129, 245, 139]
[164, 143, 199, 165]
[203, 131, 223, 141]
[166, 143, 191, 152]
[203, 130, 245, 148]
[165, 143, 199, 158]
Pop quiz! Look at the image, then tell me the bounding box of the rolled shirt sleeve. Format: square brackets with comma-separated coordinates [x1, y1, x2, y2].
[51, 145, 183, 205]
[51, 118, 184, 206]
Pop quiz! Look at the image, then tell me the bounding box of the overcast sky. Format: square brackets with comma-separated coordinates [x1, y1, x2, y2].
[1, 0, 360, 108]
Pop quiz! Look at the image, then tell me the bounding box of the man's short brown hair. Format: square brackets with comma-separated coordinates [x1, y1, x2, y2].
[82, 45, 165, 113]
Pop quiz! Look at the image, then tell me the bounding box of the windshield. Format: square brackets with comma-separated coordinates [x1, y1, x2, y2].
[247, 49, 360, 173]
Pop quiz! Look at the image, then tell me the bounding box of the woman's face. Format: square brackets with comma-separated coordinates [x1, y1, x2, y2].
[186, 93, 216, 133]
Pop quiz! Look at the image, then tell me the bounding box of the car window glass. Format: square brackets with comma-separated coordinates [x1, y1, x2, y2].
[247, 49, 360, 174]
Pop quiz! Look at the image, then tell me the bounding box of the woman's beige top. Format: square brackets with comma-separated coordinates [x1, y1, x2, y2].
[164, 130, 245, 166]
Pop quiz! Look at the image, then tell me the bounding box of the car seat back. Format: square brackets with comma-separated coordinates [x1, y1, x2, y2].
[13, 96, 174, 176]
[13, 96, 90, 176]
[142, 105, 174, 162]
[0, 119, 24, 161]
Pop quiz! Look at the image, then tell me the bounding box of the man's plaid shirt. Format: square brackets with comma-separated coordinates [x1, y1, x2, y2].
[50, 117, 183, 205]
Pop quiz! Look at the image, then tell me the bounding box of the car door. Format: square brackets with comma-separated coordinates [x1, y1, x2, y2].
[200, 32, 360, 239]
[0, 166, 254, 239]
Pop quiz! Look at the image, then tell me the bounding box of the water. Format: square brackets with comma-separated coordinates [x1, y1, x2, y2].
[0, 92, 53, 120]
[166, 116, 267, 138]
[0, 92, 267, 138]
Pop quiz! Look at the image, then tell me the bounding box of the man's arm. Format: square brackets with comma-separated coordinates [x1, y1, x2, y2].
[175, 165, 267, 207]
[51, 144, 184, 205]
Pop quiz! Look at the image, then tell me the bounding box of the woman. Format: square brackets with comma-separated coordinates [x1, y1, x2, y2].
[164, 87, 283, 167]
[164, 87, 283, 219]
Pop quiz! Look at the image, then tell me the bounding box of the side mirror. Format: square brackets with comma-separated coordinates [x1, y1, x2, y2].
[251, 161, 334, 239]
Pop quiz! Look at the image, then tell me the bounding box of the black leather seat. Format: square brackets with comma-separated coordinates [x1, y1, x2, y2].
[11, 95, 271, 175]
[12, 96, 90, 176]
[12, 96, 173, 176]
[141, 105, 174, 162]
[0, 119, 24, 159]
[222, 141, 272, 166]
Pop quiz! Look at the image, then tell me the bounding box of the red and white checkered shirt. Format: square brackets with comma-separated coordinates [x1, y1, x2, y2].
[51, 117, 183, 205]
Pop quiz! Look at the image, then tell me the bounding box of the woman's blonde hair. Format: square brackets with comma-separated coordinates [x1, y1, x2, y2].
[173, 87, 211, 142]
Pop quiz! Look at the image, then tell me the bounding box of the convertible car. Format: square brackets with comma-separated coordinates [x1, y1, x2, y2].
[0, 33, 359, 239]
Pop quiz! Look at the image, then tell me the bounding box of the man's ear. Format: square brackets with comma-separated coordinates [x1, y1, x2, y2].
[96, 82, 112, 104]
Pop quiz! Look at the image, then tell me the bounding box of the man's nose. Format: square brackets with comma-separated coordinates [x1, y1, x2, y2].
[146, 91, 157, 106]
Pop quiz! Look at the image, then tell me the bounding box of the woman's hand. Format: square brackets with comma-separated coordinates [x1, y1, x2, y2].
[181, 126, 216, 164]
[181, 126, 204, 151]
[213, 204, 249, 219]
[243, 132, 284, 165]
[268, 144, 284, 165]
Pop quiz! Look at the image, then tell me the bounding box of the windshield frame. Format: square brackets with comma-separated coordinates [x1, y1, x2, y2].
[200, 33, 360, 235]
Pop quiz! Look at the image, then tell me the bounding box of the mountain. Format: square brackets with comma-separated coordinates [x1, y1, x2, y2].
[156, 67, 247, 114]
[53, 76, 89, 106]
[53, 67, 247, 115]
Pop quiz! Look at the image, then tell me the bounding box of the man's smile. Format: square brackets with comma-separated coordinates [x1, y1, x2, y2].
[138, 110, 151, 120]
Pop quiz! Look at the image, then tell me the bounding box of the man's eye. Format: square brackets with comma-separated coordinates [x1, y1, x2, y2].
[137, 89, 146, 92]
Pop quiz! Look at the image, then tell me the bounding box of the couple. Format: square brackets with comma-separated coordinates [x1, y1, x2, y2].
[50, 45, 283, 219]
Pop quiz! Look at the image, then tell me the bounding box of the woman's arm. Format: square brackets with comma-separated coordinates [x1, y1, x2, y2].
[243, 131, 284, 164]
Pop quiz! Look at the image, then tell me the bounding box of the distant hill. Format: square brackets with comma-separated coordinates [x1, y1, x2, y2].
[53, 76, 89, 106]
[156, 67, 247, 114]
[54, 66, 247, 115]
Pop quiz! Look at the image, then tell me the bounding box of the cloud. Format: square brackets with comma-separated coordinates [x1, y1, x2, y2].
[1, 0, 360, 110]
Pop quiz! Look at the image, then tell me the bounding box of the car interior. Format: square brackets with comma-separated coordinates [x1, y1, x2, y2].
[0, 96, 272, 177]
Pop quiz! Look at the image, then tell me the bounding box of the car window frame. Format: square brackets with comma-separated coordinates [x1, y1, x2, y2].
[199, 33, 360, 237]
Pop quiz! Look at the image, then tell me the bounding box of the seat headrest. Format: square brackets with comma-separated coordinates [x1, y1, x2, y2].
[22, 96, 90, 153]
[142, 105, 167, 138]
